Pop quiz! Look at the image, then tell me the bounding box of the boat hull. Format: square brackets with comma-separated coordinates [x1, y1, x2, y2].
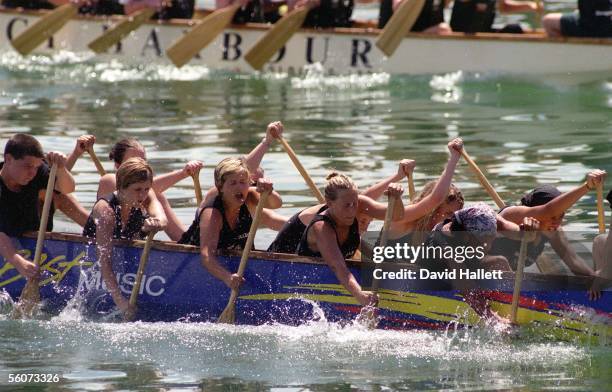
[1, 233, 610, 344]
[1, 9, 611, 76]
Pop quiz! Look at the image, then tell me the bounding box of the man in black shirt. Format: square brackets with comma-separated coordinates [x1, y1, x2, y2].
[0, 134, 75, 279]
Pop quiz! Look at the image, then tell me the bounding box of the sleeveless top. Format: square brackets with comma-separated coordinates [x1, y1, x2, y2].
[303, 0, 354, 28]
[268, 205, 327, 254]
[379, 0, 444, 31]
[82, 193, 148, 240]
[450, 0, 496, 33]
[178, 194, 253, 251]
[296, 212, 360, 259]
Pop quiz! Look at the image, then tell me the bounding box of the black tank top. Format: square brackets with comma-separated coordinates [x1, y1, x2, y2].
[378, 0, 444, 31]
[267, 205, 327, 254]
[178, 195, 252, 251]
[82, 193, 148, 240]
[450, 0, 496, 33]
[303, 0, 354, 28]
[297, 212, 360, 259]
[490, 235, 547, 270]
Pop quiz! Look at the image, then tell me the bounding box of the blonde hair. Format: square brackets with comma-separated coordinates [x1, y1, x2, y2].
[116, 157, 153, 190]
[214, 157, 250, 191]
[410, 181, 464, 246]
[325, 171, 357, 201]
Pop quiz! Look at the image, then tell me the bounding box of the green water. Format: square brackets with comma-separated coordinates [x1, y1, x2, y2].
[0, 53, 611, 390]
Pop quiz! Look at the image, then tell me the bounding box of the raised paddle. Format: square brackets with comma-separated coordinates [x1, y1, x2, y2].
[12, 164, 58, 319]
[192, 170, 203, 205]
[166, 3, 242, 68]
[376, 0, 426, 57]
[126, 231, 156, 321]
[217, 190, 270, 324]
[11, 3, 79, 56]
[460, 149, 506, 209]
[596, 183, 605, 234]
[88, 8, 156, 54]
[278, 137, 325, 204]
[407, 172, 416, 202]
[244, 6, 311, 71]
[87, 148, 106, 176]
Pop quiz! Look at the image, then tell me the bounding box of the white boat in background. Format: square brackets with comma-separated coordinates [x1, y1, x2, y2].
[0, 8, 611, 77]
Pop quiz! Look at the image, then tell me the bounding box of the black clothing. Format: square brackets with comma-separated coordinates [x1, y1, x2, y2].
[79, 0, 125, 15]
[157, 0, 194, 19]
[378, 0, 444, 31]
[82, 193, 148, 240]
[303, 0, 354, 28]
[490, 235, 547, 270]
[178, 195, 252, 251]
[296, 211, 360, 259]
[561, 0, 612, 38]
[1, 0, 54, 9]
[450, 0, 496, 33]
[267, 205, 327, 254]
[0, 162, 51, 237]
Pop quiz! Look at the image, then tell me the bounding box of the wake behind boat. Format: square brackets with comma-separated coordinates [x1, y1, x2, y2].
[0, 8, 611, 77]
[1, 232, 610, 344]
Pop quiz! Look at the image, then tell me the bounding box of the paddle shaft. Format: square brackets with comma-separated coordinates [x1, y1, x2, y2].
[372, 196, 397, 292]
[460, 150, 506, 209]
[223, 191, 270, 310]
[87, 148, 106, 176]
[510, 233, 529, 324]
[278, 137, 325, 203]
[597, 183, 605, 234]
[192, 172, 203, 205]
[407, 173, 415, 202]
[88, 8, 156, 54]
[11, 4, 78, 56]
[15, 164, 58, 314]
[128, 232, 155, 308]
[376, 0, 426, 57]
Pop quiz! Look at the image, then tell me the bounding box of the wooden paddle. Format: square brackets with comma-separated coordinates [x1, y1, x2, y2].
[278, 137, 325, 203]
[87, 148, 106, 176]
[88, 8, 156, 54]
[244, 6, 310, 71]
[217, 190, 270, 324]
[126, 231, 156, 321]
[407, 172, 415, 202]
[510, 230, 535, 324]
[166, 3, 242, 68]
[460, 149, 506, 209]
[192, 170, 203, 205]
[12, 164, 58, 319]
[596, 183, 605, 234]
[11, 3, 79, 56]
[376, 0, 426, 57]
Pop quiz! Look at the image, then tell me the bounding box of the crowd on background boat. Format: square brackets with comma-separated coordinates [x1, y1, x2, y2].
[1, 0, 610, 38]
[1, 126, 610, 318]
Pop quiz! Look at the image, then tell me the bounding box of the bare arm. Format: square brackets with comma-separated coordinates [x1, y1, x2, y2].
[312, 221, 372, 306]
[358, 184, 405, 221]
[46, 152, 75, 194]
[363, 159, 414, 201]
[245, 121, 283, 174]
[260, 209, 288, 231]
[66, 135, 96, 172]
[498, 0, 540, 13]
[0, 232, 38, 279]
[199, 208, 237, 288]
[152, 160, 204, 194]
[548, 230, 595, 276]
[97, 174, 116, 199]
[94, 202, 130, 312]
[144, 189, 168, 228]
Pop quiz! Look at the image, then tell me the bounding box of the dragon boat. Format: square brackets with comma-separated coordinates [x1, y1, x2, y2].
[0, 8, 611, 77]
[1, 232, 610, 344]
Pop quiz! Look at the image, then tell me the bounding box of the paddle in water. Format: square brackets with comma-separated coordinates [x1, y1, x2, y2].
[12, 164, 58, 319]
[217, 190, 271, 324]
[125, 231, 157, 321]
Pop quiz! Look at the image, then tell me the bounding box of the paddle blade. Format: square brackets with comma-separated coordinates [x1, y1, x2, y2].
[166, 4, 241, 68]
[88, 8, 156, 54]
[11, 278, 41, 319]
[11, 4, 78, 56]
[244, 6, 310, 71]
[217, 301, 235, 324]
[376, 0, 425, 57]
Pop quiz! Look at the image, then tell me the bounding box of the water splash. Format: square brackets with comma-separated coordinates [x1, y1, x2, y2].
[291, 63, 390, 89]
